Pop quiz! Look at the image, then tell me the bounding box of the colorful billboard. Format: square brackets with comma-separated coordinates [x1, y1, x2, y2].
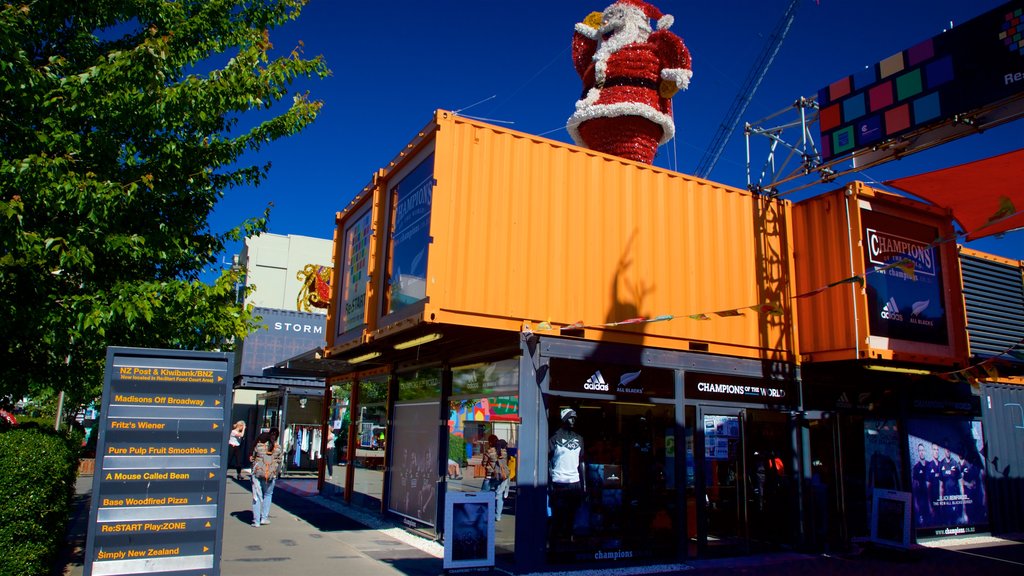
[386, 153, 434, 314]
[819, 0, 1024, 162]
[861, 208, 949, 346]
[337, 206, 372, 334]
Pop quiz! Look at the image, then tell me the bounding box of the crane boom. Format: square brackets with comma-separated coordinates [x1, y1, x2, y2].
[693, 0, 803, 179]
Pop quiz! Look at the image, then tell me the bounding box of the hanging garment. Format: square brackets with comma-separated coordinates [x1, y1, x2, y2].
[310, 428, 322, 461]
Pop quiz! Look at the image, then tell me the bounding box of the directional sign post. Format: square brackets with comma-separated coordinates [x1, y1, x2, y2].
[84, 347, 233, 576]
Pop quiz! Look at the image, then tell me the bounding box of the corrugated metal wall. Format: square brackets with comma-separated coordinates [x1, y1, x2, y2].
[979, 383, 1024, 534]
[422, 112, 795, 360]
[791, 189, 863, 360]
[960, 250, 1024, 359]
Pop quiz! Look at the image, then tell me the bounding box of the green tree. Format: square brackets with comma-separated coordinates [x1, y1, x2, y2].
[0, 1, 329, 417]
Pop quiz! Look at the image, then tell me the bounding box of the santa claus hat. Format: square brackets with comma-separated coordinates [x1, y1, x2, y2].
[614, 0, 674, 30]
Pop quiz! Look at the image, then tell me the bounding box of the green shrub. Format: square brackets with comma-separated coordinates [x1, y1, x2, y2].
[0, 425, 80, 576]
[448, 434, 467, 465]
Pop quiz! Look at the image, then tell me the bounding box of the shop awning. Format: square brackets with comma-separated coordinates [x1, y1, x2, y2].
[885, 148, 1024, 241]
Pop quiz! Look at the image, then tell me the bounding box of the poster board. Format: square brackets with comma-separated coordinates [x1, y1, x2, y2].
[84, 347, 233, 576]
[870, 489, 912, 549]
[443, 491, 495, 571]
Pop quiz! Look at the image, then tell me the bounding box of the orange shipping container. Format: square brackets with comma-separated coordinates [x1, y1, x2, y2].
[792, 182, 968, 366]
[327, 111, 798, 363]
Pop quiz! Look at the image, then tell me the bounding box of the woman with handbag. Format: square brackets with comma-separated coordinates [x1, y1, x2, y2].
[250, 431, 282, 527]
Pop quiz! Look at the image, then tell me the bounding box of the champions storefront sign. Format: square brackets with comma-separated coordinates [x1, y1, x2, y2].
[861, 209, 949, 346]
[684, 372, 795, 407]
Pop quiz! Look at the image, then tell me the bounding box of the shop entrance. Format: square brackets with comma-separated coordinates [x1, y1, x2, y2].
[696, 407, 794, 555]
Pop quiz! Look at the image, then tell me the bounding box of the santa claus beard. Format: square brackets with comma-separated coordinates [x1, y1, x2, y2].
[593, 10, 652, 84]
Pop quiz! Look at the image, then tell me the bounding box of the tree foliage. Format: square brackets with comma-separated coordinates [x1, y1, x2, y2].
[0, 1, 329, 414]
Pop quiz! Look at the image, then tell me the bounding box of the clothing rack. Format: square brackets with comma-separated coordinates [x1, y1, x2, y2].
[282, 423, 324, 472]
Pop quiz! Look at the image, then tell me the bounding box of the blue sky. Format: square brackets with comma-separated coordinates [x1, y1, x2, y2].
[208, 0, 1023, 272]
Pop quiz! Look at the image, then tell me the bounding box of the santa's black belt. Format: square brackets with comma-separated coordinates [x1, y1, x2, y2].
[584, 77, 659, 97]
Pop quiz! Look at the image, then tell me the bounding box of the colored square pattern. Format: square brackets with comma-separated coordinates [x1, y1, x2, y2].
[1003, 7, 1024, 55]
[925, 56, 954, 89]
[868, 82, 894, 111]
[884, 104, 911, 134]
[820, 103, 841, 131]
[842, 93, 866, 122]
[913, 92, 941, 123]
[816, 0, 1021, 162]
[907, 39, 934, 66]
[879, 52, 905, 78]
[829, 77, 852, 101]
[853, 66, 877, 91]
[832, 126, 855, 155]
[896, 69, 923, 101]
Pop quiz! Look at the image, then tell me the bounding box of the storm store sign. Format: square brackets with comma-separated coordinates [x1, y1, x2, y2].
[272, 321, 323, 334]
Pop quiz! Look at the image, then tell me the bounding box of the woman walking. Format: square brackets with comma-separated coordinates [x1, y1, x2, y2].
[250, 431, 282, 527]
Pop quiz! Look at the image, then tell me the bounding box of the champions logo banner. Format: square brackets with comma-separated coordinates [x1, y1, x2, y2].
[861, 209, 949, 346]
[865, 228, 938, 277]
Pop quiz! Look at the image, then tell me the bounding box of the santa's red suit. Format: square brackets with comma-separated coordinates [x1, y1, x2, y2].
[567, 0, 692, 164]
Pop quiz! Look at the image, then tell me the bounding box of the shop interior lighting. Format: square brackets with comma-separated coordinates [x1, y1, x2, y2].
[393, 333, 443, 350]
[347, 351, 382, 364]
[863, 364, 933, 375]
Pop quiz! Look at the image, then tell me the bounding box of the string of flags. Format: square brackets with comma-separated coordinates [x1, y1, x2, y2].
[521, 198, 1023, 383]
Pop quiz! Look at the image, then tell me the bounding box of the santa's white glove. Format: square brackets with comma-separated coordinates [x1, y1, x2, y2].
[575, 23, 600, 39]
[659, 68, 692, 98]
[661, 68, 693, 92]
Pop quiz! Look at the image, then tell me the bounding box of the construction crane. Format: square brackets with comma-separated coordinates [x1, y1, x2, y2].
[693, 0, 804, 180]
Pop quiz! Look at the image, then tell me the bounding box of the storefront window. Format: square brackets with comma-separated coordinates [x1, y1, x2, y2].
[349, 376, 388, 508]
[449, 359, 520, 555]
[547, 400, 677, 562]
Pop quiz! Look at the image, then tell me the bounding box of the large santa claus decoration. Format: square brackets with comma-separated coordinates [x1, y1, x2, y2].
[567, 0, 692, 164]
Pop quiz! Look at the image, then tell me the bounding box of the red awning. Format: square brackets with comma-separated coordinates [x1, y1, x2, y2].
[885, 148, 1024, 241]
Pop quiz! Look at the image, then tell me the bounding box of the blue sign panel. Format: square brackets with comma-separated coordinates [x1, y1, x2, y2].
[84, 347, 233, 576]
[861, 209, 949, 346]
[386, 153, 435, 314]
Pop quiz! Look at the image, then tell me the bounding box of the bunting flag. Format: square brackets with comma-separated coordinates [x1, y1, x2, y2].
[604, 317, 647, 327]
[749, 302, 784, 316]
[988, 195, 1016, 223]
[688, 313, 711, 321]
[826, 275, 864, 288]
[714, 309, 744, 318]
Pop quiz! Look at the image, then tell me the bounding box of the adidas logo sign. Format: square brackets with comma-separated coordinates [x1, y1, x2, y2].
[584, 370, 610, 391]
[880, 297, 904, 321]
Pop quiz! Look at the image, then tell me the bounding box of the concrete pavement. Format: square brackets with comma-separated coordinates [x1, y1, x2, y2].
[60, 472, 1024, 576]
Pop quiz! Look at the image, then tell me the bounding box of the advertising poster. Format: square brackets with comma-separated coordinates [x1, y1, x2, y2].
[907, 419, 988, 537]
[388, 401, 440, 526]
[861, 209, 949, 345]
[443, 491, 495, 570]
[339, 208, 372, 333]
[387, 153, 434, 314]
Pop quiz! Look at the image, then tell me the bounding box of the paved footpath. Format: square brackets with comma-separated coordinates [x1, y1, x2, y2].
[60, 473, 1024, 576]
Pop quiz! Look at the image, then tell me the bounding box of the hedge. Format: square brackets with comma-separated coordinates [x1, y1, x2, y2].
[0, 424, 80, 576]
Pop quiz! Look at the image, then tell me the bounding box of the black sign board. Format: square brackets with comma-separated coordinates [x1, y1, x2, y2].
[84, 347, 232, 576]
[684, 372, 796, 407]
[548, 358, 675, 399]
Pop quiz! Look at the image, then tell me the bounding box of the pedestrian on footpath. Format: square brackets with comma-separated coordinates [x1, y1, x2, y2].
[228, 420, 246, 479]
[250, 431, 282, 526]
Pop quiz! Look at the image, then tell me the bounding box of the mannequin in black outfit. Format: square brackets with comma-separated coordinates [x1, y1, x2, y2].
[549, 408, 585, 545]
